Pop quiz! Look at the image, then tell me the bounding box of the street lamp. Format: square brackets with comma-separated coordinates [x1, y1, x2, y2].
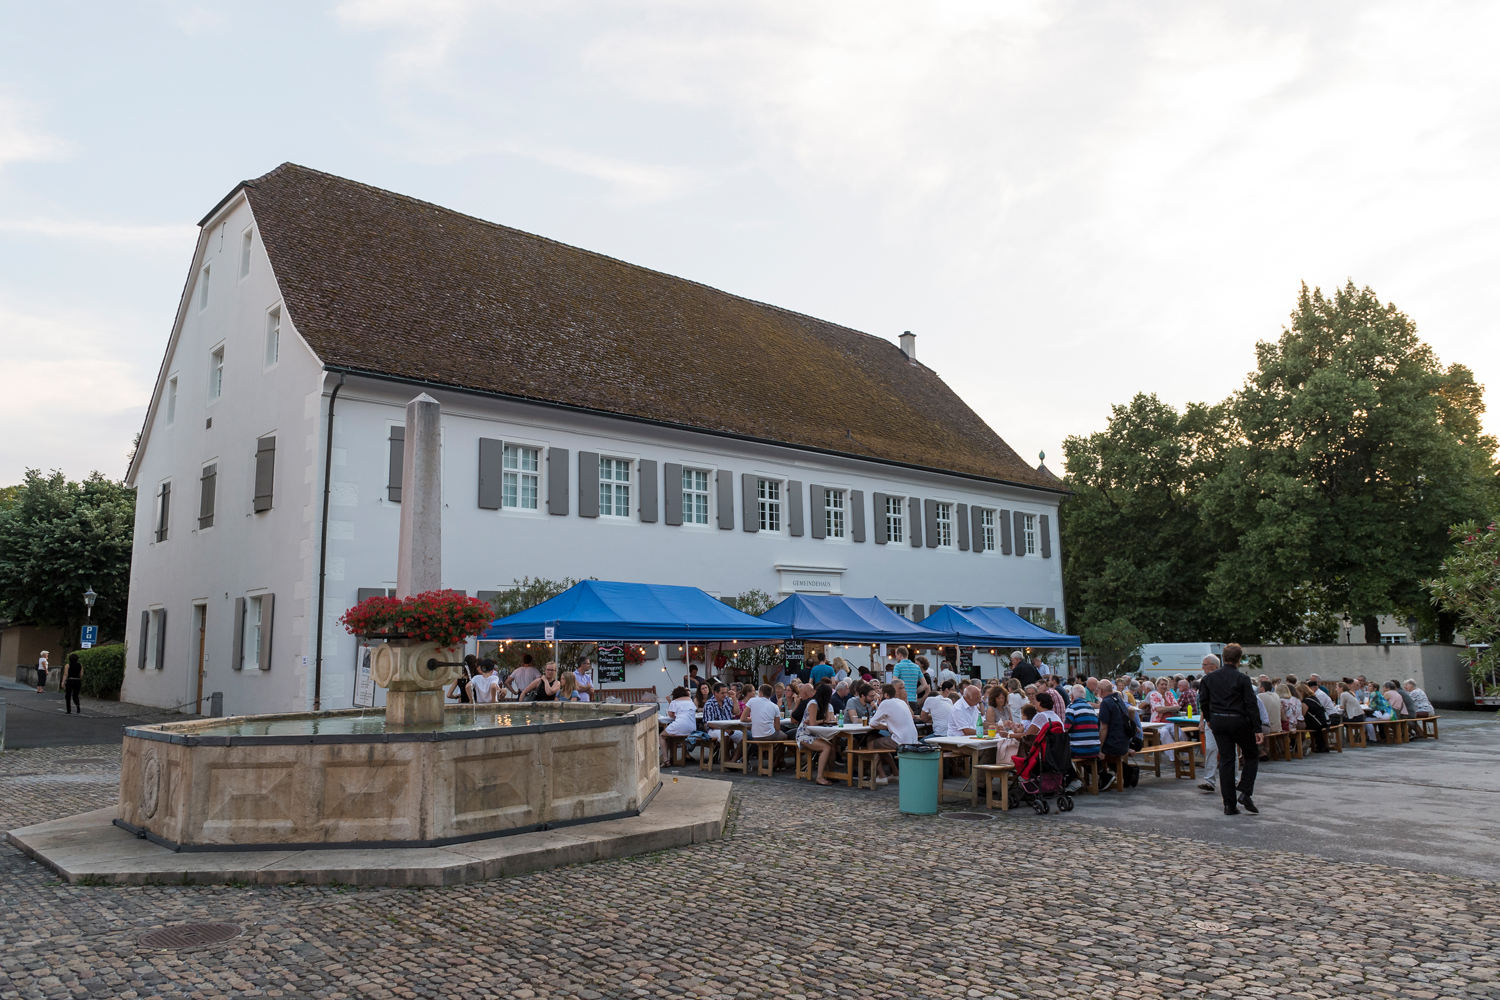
[83, 586, 97, 619]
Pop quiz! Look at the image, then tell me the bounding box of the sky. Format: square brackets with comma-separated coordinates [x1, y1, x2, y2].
[1, 0, 1498, 487]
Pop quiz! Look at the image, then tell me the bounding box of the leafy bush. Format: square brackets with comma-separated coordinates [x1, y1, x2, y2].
[77, 643, 126, 700]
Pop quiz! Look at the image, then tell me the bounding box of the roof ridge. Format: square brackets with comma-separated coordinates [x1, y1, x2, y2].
[249, 162, 914, 359]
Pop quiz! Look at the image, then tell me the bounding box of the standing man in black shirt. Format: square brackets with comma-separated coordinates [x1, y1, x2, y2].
[1008, 651, 1041, 687]
[1197, 643, 1264, 815]
[62, 653, 84, 714]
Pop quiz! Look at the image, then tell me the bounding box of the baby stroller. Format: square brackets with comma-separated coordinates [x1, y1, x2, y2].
[1010, 720, 1076, 814]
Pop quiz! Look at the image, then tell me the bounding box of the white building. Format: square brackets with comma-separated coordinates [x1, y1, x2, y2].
[121, 163, 1069, 716]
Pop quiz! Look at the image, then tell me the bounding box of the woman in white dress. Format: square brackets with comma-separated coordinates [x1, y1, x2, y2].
[660, 685, 698, 765]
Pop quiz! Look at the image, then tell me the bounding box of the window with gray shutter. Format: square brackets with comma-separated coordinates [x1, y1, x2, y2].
[477, 438, 504, 510]
[232, 597, 245, 670]
[923, 499, 938, 548]
[357, 588, 389, 602]
[871, 492, 887, 544]
[999, 509, 1012, 555]
[154, 608, 167, 670]
[663, 463, 683, 525]
[198, 464, 217, 529]
[716, 469, 733, 529]
[788, 480, 804, 536]
[741, 474, 758, 532]
[258, 594, 274, 670]
[155, 482, 171, 542]
[638, 459, 659, 522]
[547, 448, 568, 515]
[911, 604, 925, 621]
[850, 490, 866, 542]
[1039, 513, 1052, 558]
[1045, 607, 1056, 623]
[970, 505, 984, 553]
[387, 426, 404, 502]
[139, 610, 150, 669]
[956, 502, 969, 551]
[1012, 510, 1026, 556]
[809, 485, 826, 539]
[253, 436, 276, 512]
[908, 497, 922, 547]
[578, 451, 600, 518]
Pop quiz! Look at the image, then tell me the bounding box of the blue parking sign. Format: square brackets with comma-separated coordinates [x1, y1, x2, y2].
[80, 625, 98, 649]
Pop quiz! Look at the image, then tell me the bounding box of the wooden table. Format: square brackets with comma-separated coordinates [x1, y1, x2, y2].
[807, 724, 875, 784]
[926, 735, 1001, 805]
[705, 719, 750, 773]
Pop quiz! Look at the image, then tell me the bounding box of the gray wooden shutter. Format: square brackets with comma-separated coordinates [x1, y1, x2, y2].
[387, 426, 404, 502]
[154, 608, 167, 670]
[1013, 510, 1026, 556]
[155, 483, 170, 541]
[638, 459, 658, 522]
[139, 610, 150, 669]
[578, 451, 600, 518]
[871, 492, 887, 544]
[908, 497, 922, 547]
[956, 502, 969, 551]
[547, 447, 568, 515]
[999, 509, 1012, 554]
[1039, 513, 1052, 558]
[198, 464, 217, 529]
[741, 474, 758, 532]
[850, 490, 866, 542]
[716, 470, 733, 529]
[663, 463, 683, 525]
[232, 597, 245, 670]
[477, 438, 504, 509]
[253, 436, 276, 512]
[911, 604, 925, 622]
[810, 485, 826, 539]
[258, 594, 274, 670]
[788, 480, 804, 536]
[923, 499, 939, 548]
[971, 505, 985, 553]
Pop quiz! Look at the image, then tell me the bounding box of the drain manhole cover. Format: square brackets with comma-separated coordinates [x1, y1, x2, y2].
[55, 757, 110, 765]
[940, 811, 994, 821]
[1194, 920, 1230, 933]
[139, 923, 242, 950]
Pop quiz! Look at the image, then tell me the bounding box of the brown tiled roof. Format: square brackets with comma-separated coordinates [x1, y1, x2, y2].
[238, 163, 1058, 490]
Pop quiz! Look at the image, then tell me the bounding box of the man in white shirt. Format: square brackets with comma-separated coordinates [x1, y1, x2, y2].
[937, 660, 961, 688]
[921, 680, 956, 737]
[742, 683, 787, 770]
[573, 658, 595, 702]
[947, 684, 984, 737]
[868, 683, 918, 785]
[1033, 654, 1051, 678]
[507, 654, 541, 700]
[468, 661, 502, 703]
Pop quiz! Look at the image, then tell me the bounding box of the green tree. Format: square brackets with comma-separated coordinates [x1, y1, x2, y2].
[1060, 393, 1232, 641]
[723, 589, 782, 684]
[1082, 617, 1148, 672]
[482, 576, 591, 670]
[1202, 281, 1497, 642]
[0, 470, 135, 649]
[1426, 518, 1500, 696]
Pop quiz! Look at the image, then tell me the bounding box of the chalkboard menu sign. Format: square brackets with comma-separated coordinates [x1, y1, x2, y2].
[783, 639, 805, 676]
[960, 647, 977, 678]
[596, 643, 627, 684]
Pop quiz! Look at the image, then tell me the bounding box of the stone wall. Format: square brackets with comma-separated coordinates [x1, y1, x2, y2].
[1240, 643, 1474, 709]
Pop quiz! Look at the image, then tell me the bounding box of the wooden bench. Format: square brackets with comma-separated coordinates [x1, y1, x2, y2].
[973, 763, 1016, 811]
[1129, 741, 1200, 780]
[696, 738, 721, 772]
[1367, 718, 1409, 745]
[751, 739, 797, 776]
[662, 734, 690, 768]
[1073, 756, 1105, 794]
[1342, 720, 1369, 748]
[846, 748, 887, 789]
[600, 687, 659, 704]
[1264, 730, 1293, 762]
[1411, 715, 1441, 740]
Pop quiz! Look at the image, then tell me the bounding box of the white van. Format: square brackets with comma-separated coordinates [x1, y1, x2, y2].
[1138, 643, 1224, 678]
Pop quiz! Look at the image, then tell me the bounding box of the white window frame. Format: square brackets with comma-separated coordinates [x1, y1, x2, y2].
[682, 467, 711, 526]
[198, 264, 211, 311]
[242, 595, 264, 671]
[884, 495, 905, 544]
[934, 501, 954, 549]
[209, 343, 225, 402]
[239, 228, 253, 280]
[757, 478, 782, 533]
[980, 508, 996, 553]
[264, 306, 280, 370]
[599, 456, 632, 519]
[165, 375, 178, 426]
[885, 603, 909, 619]
[502, 443, 541, 511]
[1021, 512, 1037, 556]
[824, 488, 847, 539]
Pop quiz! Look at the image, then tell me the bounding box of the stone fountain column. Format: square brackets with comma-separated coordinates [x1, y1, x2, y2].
[375, 393, 462, 726]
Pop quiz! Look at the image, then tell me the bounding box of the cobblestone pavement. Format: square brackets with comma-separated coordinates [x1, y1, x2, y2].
[3, 743, 1500, 999]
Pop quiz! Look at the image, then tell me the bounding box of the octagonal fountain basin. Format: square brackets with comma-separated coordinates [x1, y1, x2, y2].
[116, 703, 662, 852]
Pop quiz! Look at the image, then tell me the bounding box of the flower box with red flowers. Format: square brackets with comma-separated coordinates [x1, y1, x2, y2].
[339, 590, 496, 649]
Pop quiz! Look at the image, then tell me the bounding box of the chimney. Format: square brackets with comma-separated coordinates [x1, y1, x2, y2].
[899, 330, 916, 360]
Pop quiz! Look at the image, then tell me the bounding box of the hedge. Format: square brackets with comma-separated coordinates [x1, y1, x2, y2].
[77, 643, 126, 700]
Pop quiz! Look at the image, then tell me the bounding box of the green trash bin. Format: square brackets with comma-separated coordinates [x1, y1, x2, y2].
[897, 743, 941, 815]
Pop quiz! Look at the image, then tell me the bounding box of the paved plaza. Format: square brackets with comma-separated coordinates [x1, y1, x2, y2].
[2, 713, 1499, 999]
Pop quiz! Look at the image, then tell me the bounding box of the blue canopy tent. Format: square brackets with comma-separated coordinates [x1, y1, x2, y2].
[919, 605, 1081, 648]
[477, 580, 788, 643]
[758, 594, 951, 644]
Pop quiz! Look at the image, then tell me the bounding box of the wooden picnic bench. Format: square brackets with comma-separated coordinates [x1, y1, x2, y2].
[1129, 740, 1200, 780]
[1366, 718, 1410, 745]
[752, 739, 797, 776]
[600, 686, 659, 704]
[1412, 715, 1441, 740]
[846, 748, 888, 789]
[973, 763, 1016, 811]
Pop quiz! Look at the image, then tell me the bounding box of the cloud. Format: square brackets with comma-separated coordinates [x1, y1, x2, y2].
[0, 96, 70, 170]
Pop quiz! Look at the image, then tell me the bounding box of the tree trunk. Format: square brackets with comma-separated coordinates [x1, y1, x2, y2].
[1362, 615, 1381, 644]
